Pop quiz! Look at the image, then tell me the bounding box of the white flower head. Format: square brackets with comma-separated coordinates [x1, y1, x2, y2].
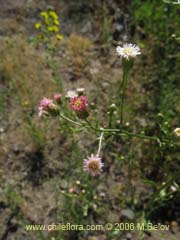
[174, 128, 180, 137]
[66, 90, 78, 99]
[83, 154, 104, 176]
[76, 88, 85, 94]
[116, 43, 141, 60]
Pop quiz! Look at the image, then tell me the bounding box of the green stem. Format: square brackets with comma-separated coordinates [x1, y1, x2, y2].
[59, 114, 180, 146]
[120, 68, 129, 125]
[145, 168, 180, 217]
[120, 129, 158, 141]
[59, 113, 83, 126]
[48, 47, 63, 93]
[85, 119, 99, 132]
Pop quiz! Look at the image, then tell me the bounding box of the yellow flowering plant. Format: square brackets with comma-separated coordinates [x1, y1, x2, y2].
[33, 9, 63, 92]
[35, 9, 63, 43]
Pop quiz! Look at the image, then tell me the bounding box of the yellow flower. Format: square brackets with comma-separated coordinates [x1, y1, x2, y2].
[23, 100, 29, 107]
[45, 19, 50, 25]
[48, 26, 59, 32]
[49, 11, 58, 20]
[54, 19, 60, 25]
[47, 26, 53, 32]
[40, 11, 48, 18]
[53, 26, 59, 32]
[35, 22, 42, 29]
[40, 11, 50, 25]
[56, 34, 63, 40]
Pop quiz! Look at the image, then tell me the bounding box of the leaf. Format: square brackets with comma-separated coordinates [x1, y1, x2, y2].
[142, 179, 157, 187]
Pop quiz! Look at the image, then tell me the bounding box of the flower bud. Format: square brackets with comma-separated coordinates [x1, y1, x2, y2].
[54, 93, 62, 104]
[76, 88, 85, 96]
[110, 103, 116, 110]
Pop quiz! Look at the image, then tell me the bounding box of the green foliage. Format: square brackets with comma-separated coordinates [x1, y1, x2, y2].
[133, 0, 180, 40]
[4, 184, 21, 211]
[132, 0, 180, 222]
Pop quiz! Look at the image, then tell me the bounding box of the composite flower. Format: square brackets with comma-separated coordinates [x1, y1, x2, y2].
[76, 88, 85, 96]
[39, 97, 53, 108]
[56, 34, 63, 40]
[66, 90, 78, 99]
[116, 43, 141, 60]
[174, 128, 180, 137]
[69, 96, 88, 112]
[49, 10, 58, 20]
[38, 97, 59, 117]
[48, 26, 59, 33]
[83, 154, 104, 176]
[40, 11, 48, 18]
[35, 22, 42, 29]
[54, 19, 60, 25]
[38, 98, 53, 116]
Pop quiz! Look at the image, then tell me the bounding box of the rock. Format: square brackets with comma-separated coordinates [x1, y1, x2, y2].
[113, 23, 124, 33]
[126, 233, 132, 240]
[12, 144, 20, 154]
[81, 21, 92, 33]
[0, 128, 5, 133]
[121, 209, 135, 220]
[87, 235, 107, 240]
[106, 211, 119, 223]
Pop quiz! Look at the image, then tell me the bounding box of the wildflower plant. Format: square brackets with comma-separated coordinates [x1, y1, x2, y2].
[34, 8, 179, 227]
[34, 9, 63, 91]
[34, 9, 63, 44]
[116, 43, 141, 124]
[38, 43, 180, 178]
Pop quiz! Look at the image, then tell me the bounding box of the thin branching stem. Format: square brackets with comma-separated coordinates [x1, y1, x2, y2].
[97, 131, 104, 156]
[59, 113, 180, 146]
[59, 113, 83, 126]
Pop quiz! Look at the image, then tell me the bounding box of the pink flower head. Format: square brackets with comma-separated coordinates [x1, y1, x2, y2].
[39, 97, 53, 108]
[69, 96, 88, 112]
[54, 93, 62, 103]
[83, 154, 104, 176]
[69, 187, 75, 193]
[38, 97, 53, 116]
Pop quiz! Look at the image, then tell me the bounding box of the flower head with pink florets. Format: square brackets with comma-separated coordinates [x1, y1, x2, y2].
[69, 95, 89, 119]
[69, 95, 88, 112]
[38, 98, 53, 116]
[38, 97, 59, 117]
[83, 154, 104, 176]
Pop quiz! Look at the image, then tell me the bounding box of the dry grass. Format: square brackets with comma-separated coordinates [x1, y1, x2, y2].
[0, 35, 56, 108]
[65, 34, 93, 76]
